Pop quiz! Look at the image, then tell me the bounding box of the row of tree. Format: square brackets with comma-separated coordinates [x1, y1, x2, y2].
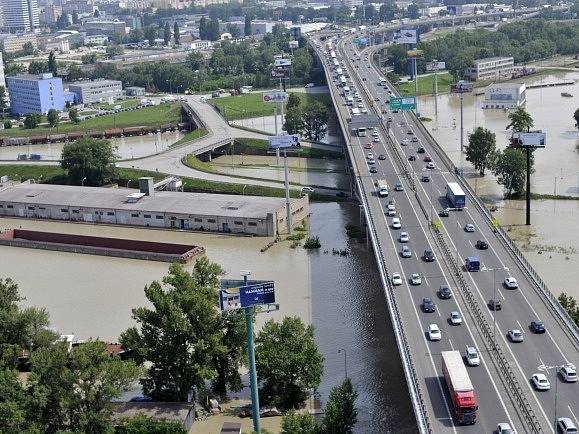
[284, 93, 329, 142]
[558, 293, 579, 328]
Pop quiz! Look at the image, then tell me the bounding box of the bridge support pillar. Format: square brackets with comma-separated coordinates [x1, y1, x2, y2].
[207, 151, 212, 162]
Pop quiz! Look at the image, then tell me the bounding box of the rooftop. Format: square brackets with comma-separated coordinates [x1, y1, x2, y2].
[472, 56, 514, 64]
[69, 79, 122, 88]
[0, 184, 291, 218]
[6, 73, 57, 81]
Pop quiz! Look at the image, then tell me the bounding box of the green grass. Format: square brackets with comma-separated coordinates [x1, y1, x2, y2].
[1, 104, 182, 137]
[233, 138, 343, 159]
[208, 92, 332, 121]
[397, 72, 454, 96]
[171, 128, 208, 147]
[95, 99, 140, 110]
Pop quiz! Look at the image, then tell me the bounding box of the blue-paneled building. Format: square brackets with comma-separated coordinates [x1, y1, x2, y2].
[6, 73, 65, 115]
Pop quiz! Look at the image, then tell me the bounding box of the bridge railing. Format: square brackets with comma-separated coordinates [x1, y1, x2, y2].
[316, 39, 432, 434]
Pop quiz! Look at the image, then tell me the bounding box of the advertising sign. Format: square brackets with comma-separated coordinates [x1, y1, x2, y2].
[262, 91, 289, 103]
[268, 134, 301, 149]
[389, 96, 417, 111]
[393, 28, 419, 44]
[271, 69, 289, 79]
[451, 81, 474, 93]
[510, 131, 546, 148]
[289, 40, 299, 49]
[274, 58, 292, 67]
[447, 5, 457, 15]
[406, 49, 423, 58]
[426, 61, 446, 71]
[219, 281, 275, 311]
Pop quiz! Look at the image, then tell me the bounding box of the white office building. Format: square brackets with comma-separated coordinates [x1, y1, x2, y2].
[68, 79, 123, 104]
[466, 56, 514, 81]
[2, 0, 39, 33]
[483, 83, 526, 109]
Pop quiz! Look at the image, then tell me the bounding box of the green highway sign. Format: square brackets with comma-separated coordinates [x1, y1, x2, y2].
[389, 96, 417, 111]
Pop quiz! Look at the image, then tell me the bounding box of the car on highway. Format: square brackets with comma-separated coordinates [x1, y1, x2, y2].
[411, 273, 422, 285]
[476, 240, 488, 249]
[559, 364, 578, 383]
[411, 136, 419, 143]
[465, 346, 480, 366]
[407, 129, 414, 135]
[367, 152, 374, 159]
[372, 130, 379, 136]
[450, 311, 462, 325]
[504, 277, 518, 289]
[423, 250, 435, 262]
[368, 158, 376, 165]
[421, 175, 430, 182]
[426, 162, 436, 169]
[497, 422, 515, 434]
[428, 324, 441, 341]
[423, 155, 432, 162]
[394, 183, 404, 191]
[417, 146, 425, 153]
[357, 102, 364, 109]
[391, 272, 403, 286]
[369, 167, 378, 173]
[422, 297, 435, 312]
[488, 299, 502, 310]
[386, 202, 396, 215]
[364, 143, 373, 149]
[438, 285, 452, 299]
[401, 138, 409, 146]
[362, 77, 366, 81]
[372, 136, 380, 142]
[439, 209, 449, 217]
[531, 373, 551, 391]
[530, 321, 546, 334]
[464, 223, 475, 232]
[508, 329, 524, 342]
[391, 218, 401, 229]
[401, 245, 412, 258]
[378, 154, 386, 160]
[556, 417, 578, 433]
[399, 232, 409, 243]
[408, 155, 416, 161]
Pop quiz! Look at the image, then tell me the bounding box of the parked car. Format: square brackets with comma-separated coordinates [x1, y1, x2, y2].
[370, 167, 378, 173]
[421, 175, 430, 182]
[508, 329, 524, 342]
[417, 147, 425, 153]
[408, 155, 416, 161]
[426, 162, 435, 169]
[557, 417, 578, 434]
[439, 209, 449, 217]
[301, 187, 315, 194]
[423, 155, 432, 162]
[394, 183, 404, 191]
[378, 154, 386, 160]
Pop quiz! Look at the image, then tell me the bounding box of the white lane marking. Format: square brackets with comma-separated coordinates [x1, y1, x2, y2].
[468, 240, 474, 249]
[516, 320, 525, 333]
[568, 406, 579, 429]
[448, 338, 455, 350]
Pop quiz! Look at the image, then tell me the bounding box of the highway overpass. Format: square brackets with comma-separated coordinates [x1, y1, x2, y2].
[310, 21, 579, 434]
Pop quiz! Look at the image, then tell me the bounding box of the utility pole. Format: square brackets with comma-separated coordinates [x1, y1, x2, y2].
[526, 147, 531, 225]
[460, 92, 464, 154]
[433, 60, 439, 117]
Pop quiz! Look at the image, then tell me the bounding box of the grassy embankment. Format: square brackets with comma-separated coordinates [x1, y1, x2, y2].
[0, 104, 182, 137]
[207, 92, 331, 121]
[95, 99, 140, 110]
[397, 72, 454, 96]
[171, 128, 208, 147]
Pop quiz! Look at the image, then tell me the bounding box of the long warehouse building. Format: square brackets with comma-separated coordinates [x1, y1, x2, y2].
[0, 180, 309, 237]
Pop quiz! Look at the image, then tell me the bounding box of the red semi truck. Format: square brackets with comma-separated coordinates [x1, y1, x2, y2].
[441, 350, 478, 425]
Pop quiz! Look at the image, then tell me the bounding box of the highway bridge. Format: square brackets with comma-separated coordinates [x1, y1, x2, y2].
[309, 19, 579, 434]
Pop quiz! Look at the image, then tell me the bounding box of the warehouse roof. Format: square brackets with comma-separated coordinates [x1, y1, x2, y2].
[0, 184, 292, 218]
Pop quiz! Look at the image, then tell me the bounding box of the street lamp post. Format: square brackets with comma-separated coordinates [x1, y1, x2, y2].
[338, 348, 348, 380]
[127, 179, 132, 188]
[81, 177, 87, 187]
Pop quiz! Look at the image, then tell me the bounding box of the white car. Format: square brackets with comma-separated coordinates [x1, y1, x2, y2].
[464, 223, 475, 232]
[301, 187, 315, 194]
[401, 246, 412, 258]
[450, 311, 462, 325]
[497, 422, 515, 434]
[508, 329, 524, 343]
[531, 373, 551, 390]
[504, 277, 518, 289]
[373, 136, 380, 142]
[428, 324, 441, 341]
[386, 207, 396, 216]
[465, 346, 480, 366]
[559, 364, 578, 382]
[358, 103, 364, 108]
[399, 232, 409, 242]
[367, 152, 374, 159]
[426, 162, 435, 169]
[391, 272, 403, 286]
[372, 130, 379, 137]
[305, 83, 315, 88]
[401, 138, 409, 146]
[410, 273, 421, 285]
[391, 218, 401, 229]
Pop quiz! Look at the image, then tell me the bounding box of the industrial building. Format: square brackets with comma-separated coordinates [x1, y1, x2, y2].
[68, 79, 123, 104]
[6, 73, 65, 115]
[483, 83, 526, 109]
[0, 180, 309, 237]
[465, 56, 514, 81]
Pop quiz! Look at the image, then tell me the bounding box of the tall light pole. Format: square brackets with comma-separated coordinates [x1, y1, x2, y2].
[81, 177, 87, 187]
[127, 179, 132, 188]
[338, 348, 348, 380]
[483, 266, 509, 351]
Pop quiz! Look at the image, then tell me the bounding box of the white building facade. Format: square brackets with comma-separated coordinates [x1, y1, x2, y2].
[483, 83, 526, 109]
[466, 56, 514, 81]
[2, 0, 39, 33]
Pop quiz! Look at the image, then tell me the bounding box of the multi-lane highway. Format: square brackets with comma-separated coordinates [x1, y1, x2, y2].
[310, 27, 579, 434]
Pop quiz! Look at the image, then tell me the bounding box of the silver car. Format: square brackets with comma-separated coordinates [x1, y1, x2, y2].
[401, 246, 412, 258]
[508, 329, 524, 343]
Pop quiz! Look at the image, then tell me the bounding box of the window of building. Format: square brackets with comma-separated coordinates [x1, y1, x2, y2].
[144, 214, 151, 219]
[207, 219, 216, 223]
[27, 206, 34, 210]
[234, 221, 243, 225]
[248, 222, 257, 226]
[156, 215, 164, 220]
[7, 205, 13, 209]
[131, 213, 138, 218]
[194, 218, 202, 222]
[107, 212, 115, 216]
[72, 210, 79, 214]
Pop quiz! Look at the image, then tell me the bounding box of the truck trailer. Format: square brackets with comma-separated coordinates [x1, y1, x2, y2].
[441, 350, 478, 425]
[446, 182, 466, 208]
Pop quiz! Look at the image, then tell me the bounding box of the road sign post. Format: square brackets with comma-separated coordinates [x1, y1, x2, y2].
[389, 97, 417, 111]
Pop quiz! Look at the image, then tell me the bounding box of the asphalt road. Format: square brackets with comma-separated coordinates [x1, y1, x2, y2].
[312, 29, 579, 434]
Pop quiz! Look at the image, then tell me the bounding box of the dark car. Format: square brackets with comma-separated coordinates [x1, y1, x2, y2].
[423, 250, 435, 262]
[439, 209, 449, 217]
[438, 285, 452, 299]
[378, 154, 386, 160]
[422, 297, 436, 313]
[408, 155, 416, 161]
[530, 321, 546, 334]
[423, 155, 432, 162]
[369, 167, 378, 173]
[476, 240, 489, 249]
[421, 175, 430, 182]
[417, 147, 426, 154]
[488, 299, 502, 311]
[374, 97, 380, 102]
[362, 77, 366, 81]
[336, 191, 348, 198]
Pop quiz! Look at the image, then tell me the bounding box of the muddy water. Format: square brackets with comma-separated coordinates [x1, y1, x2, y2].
[0, 130, 185, 161]
[0, 202, 414, 433]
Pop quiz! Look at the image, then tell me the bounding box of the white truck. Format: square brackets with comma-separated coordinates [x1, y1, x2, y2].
[377, 179, 389, 197]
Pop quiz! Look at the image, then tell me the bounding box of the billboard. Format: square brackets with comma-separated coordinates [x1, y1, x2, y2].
[268, 134, 301, 149]
[219, 281, 276, 311]
[406, 49, 423, 58]
[271, 69, 289, 79]
[426, 61, 446, 71]
[389, 96, 417, 111]
[451, 81, 473, 93]
[447, 5, 457, 15]
[262, 91, 289, 103]
[510, 131, 546, 148]
[393, 28, 419, 44]
[289, 40, 299, 49]
[274, 58, 292, 67]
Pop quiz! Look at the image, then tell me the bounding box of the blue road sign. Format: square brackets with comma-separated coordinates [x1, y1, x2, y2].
[240, 282, 276, 308]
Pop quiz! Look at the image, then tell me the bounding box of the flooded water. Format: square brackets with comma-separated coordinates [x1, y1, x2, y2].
[0, 130, 185, 162]
[0, 202, 414, 433]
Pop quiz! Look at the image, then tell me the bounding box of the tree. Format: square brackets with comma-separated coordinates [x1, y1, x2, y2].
[47, 108, 59, 128]
[226, 23, 241, 38]
[492, 148, 527, 197]
[22, 41, 34, 56]
[506, 106, 534, 132]
[323, 378, 358, 434]
[106, 44, 124, 59]
[23, 113, 41, 129]
[558, 293, 579, 326]
[66, 64, 83, 81]
[206, 18, 220, 41]
[187, 51, 205, 71]
[116, 415, 188, 434]
[286, 92, 301, 110]
[56, 13, 69, 30]
[0, 86, 7, 113]
[465, 127, 496, 175]
[244, 14, 252, 36]
[173, 22, 180, 45]
[28, 60, 49, 74]
[4, 120, 11, 129]
[163, 22, 171, 45]
[128, 27, 144, 43]
[199, 17, 208, 40]
[0, 367, 29, 432]
[407, 3, 420, 19]
[573, 108, 579, 130]
[120, 260, 245, 402]
[284, 106, 303, 135]
[60, 138, 118, 186]
[71, 10, 79, 24]
[255, 316, 324, 410]
[81, 53, 98, 64]
[386, 72, 400, 84]
[94, 9, 100, 17]
[281, 412, 320, 434]
[48, 51, 57, 75]
[27, 340, 141, 433]
[144, 25, 157, 46]
[69, 107, 80, 124]
[301, 101, 328, 142]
